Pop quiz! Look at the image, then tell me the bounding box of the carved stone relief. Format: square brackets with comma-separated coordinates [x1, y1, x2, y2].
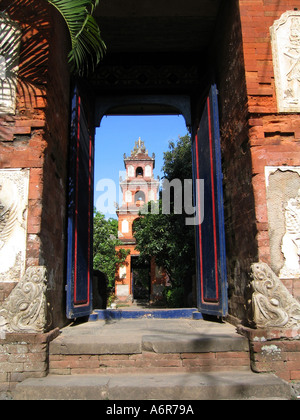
[0, 14, 22, 115]
[0, 169, 29, 282]
[0, 266, 47, 337]
[251, 262, 300, 329]
[265, 166, 300, 279]
[279, 189, 300, 278]
[270, 10, 300, 113]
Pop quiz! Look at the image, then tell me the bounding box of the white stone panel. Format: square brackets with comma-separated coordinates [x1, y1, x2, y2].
[145, 165, 152, 177]
[125, 190, 132, 203]
[116, 284, 129, 297]
[265, 166, 300, 279]
[119, 266, 126, 279]
[128, 165, 134, 178]
[270, 11, 300, 113]
[122, 220, 129, 233]
[0, 169, 29, 282]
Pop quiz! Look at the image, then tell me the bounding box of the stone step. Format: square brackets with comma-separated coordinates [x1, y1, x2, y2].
[48, 319, 251, 375]
[49, 319, 249, 355]
[89, 308, 201, 321]
[13, 371, 291, 400]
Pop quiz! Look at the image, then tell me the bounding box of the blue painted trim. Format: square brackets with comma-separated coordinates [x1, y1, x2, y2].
[89, 308, 202, 321]
[192, 311, 203, 320]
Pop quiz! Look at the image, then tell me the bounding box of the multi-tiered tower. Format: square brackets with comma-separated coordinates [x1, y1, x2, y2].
[115, 138, 159, 302]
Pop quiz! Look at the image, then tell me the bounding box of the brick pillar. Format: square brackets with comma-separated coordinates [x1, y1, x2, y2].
[0, 0, 70, 396]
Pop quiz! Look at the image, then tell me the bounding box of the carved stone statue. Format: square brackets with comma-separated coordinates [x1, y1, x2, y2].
[0, 183, 18, 250]
[0, 170, 29, 282]
[279, 189, 300, 278]
[270, 10, 300, 112]
[0, 266, 47, 336]
[251, 262, 300, 329]
[284, 17, 300, 105]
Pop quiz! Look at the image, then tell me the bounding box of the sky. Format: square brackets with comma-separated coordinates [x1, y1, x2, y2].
[94, 115, 188, 219]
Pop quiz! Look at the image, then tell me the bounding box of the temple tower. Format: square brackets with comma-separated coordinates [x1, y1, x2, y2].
[115, 138, 159, 303]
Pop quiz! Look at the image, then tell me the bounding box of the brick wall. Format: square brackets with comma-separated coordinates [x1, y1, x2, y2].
[49, 350, 250, 376]
[215, 0, 258, 323]
[240, 0, 300, 306]
[0, 329, 59, 399]
[240, 0, 300, 263]
[238, 325, 300, 382]
[213, 0, 300, 322]
[0, 0, 70, 397]
[0, 0, 70, 328]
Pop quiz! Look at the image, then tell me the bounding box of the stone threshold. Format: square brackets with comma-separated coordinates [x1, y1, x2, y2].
[89, 308, 201, 321]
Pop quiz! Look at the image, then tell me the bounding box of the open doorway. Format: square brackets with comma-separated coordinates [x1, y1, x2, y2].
[66, 86, 228, 320]
[93, 114, 196, 310]
[131, 255, 150, 301]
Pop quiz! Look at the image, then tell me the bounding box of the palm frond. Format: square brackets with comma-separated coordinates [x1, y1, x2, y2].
[0, 12, 22, 113]
[47, 0, 106, 76]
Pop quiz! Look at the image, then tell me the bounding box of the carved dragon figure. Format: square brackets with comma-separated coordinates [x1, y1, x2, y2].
[251, 262, 300, 329]
[0, 266, 47, 335]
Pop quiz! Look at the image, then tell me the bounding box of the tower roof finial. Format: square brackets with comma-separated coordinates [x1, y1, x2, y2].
[131, 137, 148, 156]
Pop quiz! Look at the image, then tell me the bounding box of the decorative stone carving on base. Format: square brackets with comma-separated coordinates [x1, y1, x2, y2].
[251, 262, 300, 329]
[0, 266, 47, 336]
[270, 10, 300, 113]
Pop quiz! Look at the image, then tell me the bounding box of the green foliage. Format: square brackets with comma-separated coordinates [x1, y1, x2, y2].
[163, 134, 193, 181]
[164, 286, 185, 308]
[93, 210, 129, 288]
[134, 201, 193, 285]
[134, 134, 195, 307]
[46, 0, 106, 75]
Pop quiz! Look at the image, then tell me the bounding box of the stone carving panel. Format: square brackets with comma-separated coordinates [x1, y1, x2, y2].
[279, 190, 300, 278]
[0, 169, 29, 282]
[0, 266, 47, 336]
[270, 11, 300, 113]
[265, 166, 300, 279]
[0, 14, 22, 115]
[251, 262, 300, 329]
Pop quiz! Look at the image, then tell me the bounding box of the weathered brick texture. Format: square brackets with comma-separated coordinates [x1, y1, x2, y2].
[238, 326, 300, 381]
[240, 0, 300, 264]
[49, 350, 250, 376]
[215, 0, 258, 322]
[0, 0, 70, 329]
[239, 0, 300, 311]
[215, 0, 300, 322]
[0, 329, 59, 398]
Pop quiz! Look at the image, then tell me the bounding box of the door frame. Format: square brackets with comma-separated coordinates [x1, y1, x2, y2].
[192, 84, 228, 317]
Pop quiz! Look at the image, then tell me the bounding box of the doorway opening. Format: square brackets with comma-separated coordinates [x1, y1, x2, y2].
[93, 114, 196, 310]
[131, 255, 150, 301]
[66, 86, 228, 320]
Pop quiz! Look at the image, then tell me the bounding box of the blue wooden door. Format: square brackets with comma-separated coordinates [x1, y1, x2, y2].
[192, 85, 228, 317]
[66, 87, 94, 319]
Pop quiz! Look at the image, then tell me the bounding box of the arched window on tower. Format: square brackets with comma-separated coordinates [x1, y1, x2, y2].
[135, 191, 145, 203]
[136, 167, 143, 177]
